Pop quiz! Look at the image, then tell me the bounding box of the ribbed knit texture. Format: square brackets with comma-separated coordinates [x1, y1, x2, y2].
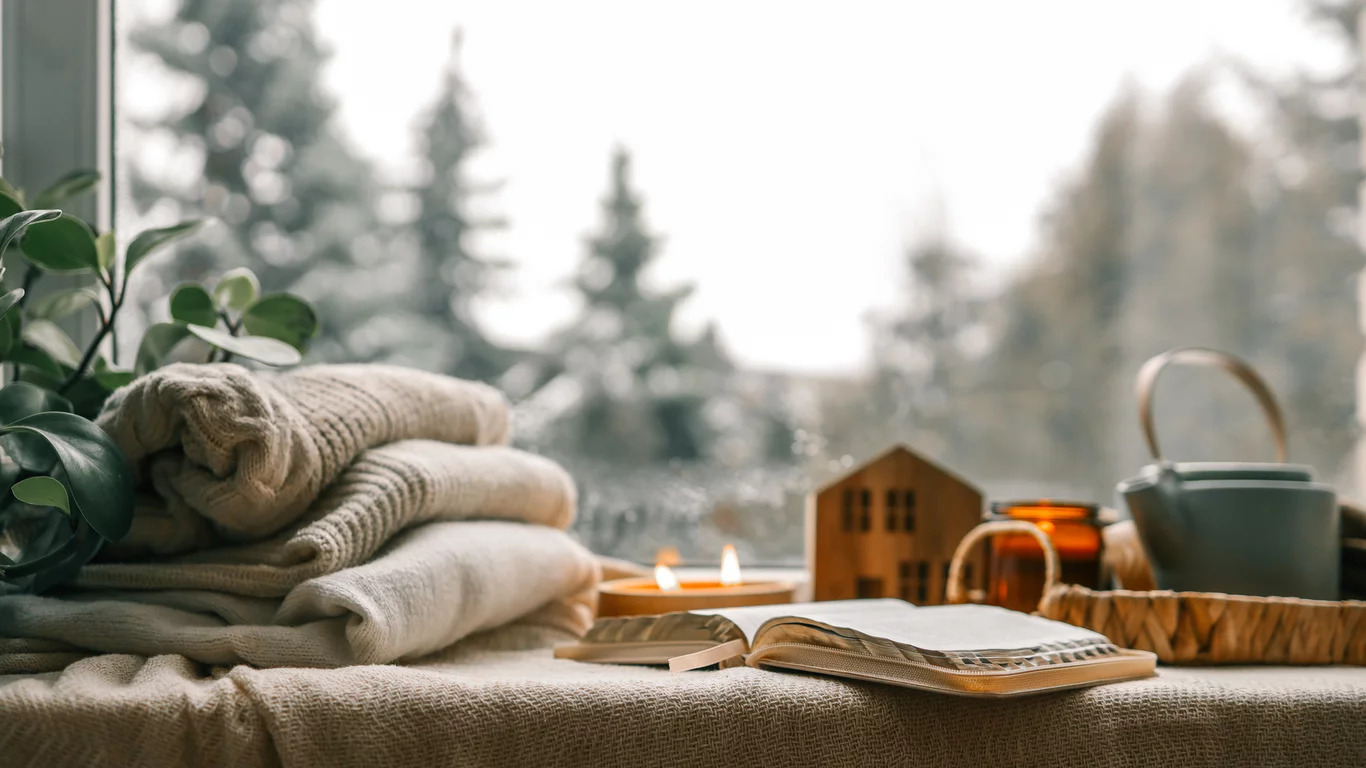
[73, 440, 576, 596]
[96, 363, 510, 555]
[0, 363, 598, 674]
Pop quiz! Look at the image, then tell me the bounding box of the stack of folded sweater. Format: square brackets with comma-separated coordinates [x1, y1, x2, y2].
[0, 364, 600, 672]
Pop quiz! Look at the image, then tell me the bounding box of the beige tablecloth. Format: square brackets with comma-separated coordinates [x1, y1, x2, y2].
[2, 625, 1365, 768]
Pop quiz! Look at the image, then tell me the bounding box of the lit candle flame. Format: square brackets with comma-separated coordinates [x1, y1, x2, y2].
[720, 544, 742, 586]
[654, 564, 681, 591]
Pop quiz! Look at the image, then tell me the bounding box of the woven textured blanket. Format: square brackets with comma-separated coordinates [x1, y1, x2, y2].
[1, 628, 1364, 767]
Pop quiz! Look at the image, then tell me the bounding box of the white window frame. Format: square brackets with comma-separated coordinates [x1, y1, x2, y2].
[0, 0, 114, 347]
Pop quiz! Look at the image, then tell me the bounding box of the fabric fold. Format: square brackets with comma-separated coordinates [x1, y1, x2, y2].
[98, 363, 511, 554]
[0, 522, 598, 669]
[75, 441, 576, 597]
[0, 363, 599, 675]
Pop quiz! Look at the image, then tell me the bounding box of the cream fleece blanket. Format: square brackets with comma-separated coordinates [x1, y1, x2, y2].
[0, 363, 599, 671]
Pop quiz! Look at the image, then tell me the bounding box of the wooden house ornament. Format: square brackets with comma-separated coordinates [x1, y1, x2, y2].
[806, 444, 984, 605]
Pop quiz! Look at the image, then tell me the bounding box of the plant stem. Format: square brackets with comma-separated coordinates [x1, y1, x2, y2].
[58, 319, 114, 394]
[103, 272, 119, 366]
[59, 275, 123, 394]
[217, 310, 238, 364]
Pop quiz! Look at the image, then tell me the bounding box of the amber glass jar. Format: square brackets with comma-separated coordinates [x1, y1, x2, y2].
[984, 501, 1103, 613]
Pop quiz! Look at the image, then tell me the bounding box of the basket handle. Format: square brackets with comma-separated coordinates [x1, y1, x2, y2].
[945, 520, 1059, 605]
[1135, 347, 1287, 463]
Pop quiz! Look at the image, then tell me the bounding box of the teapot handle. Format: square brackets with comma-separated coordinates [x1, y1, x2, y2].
[1135, 347, 1287, 463]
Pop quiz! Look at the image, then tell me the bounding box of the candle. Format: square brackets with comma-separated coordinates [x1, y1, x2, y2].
[596, 545, 797, 617]
[983, 500, 1104, 613]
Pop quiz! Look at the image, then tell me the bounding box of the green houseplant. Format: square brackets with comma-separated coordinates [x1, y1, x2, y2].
[0, 170, 320, 593]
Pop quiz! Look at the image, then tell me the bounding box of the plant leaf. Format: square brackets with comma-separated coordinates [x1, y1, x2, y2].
[0, 311, 14, 358]
[21, 319, 82, 368]
[12, 476, 70, 516]
[93, 369, 136, 392]
[33, 170, 100, 210]
[10, 345, 64, 379]
[61, 376, 113, 421]
[31, 519, 103, 592]
[20, 213, 98, 273]
[135, 322, 193, 375]
[96, 231, 116, 273]
[212, 267, 260, 311]
[242, 294, 319, 352]
[0, 381, 71, 475]
[5, 411, 135, 541]
[0, 381, 74, 424]
[28, 287, 98, 321]
[0, 523, 77, 579]
[0, 288, 23, 322]
[0, 192, 23, 221]
[0, 209, 61, 256]
[186, 325, 302, 366]
[169, 283, 218, 327]
[123, 220, 203, 290]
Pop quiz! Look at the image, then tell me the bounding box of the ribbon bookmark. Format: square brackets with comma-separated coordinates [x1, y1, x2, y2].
[668, 639, 748, 672]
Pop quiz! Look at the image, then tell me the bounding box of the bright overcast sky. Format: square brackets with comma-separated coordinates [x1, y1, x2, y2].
[160, 1, 1341, 375]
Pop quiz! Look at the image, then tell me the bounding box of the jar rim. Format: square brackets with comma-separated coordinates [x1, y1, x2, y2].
[987, 500, 1099, 520]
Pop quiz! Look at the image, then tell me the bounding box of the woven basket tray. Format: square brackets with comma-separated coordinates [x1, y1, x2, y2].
[948, 520, 1366, 665]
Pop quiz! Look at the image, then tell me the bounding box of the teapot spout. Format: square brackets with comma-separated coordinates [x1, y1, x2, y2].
[1118, 463, 1187, 567]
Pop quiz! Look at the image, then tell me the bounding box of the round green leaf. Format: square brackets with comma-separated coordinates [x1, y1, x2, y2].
[242, 293, 319, 352]
[10, 345, 65, 379]
[29, 287, 97, 321]
[5, 411, 135, 541]
[0, 432, 56, 474]
[213, 268, 260, 311]
[0, 192, 23, 221]
[20, 213, 98, 273]
[0, 515, 78, 580]
[0, 288, 24, 322]
[21, 319, 82, 368]
[12, 476, 70, 516]
[93, 369, 136, 392]
[169, 283, 218, 327]
[33, 170, 100, 210]
[0, 382, 73, 476]
[186, 324, 302, 366]
[134, 322, 193, 375]
[0, 209, 61, 256]
[123, 220, 204, 291]
[0, 381, 73, 425]
[96, 231, 116, 273]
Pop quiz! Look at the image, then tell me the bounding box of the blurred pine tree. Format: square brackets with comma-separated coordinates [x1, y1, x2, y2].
[549, 148, 724, 461]
[127, 0, 378, 360]
[407, 32, 512, 382]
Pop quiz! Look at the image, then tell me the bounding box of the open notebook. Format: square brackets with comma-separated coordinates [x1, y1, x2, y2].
[555, 599, 1156, 698]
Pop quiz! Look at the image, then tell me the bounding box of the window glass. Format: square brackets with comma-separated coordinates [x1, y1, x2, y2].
[116, 0, 1360, 565]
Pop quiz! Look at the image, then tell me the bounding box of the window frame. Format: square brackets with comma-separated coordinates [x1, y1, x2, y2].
[0, 0, 115, 349]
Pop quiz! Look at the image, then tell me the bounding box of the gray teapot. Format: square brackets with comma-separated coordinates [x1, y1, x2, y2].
[1117, 348, 1338, 600]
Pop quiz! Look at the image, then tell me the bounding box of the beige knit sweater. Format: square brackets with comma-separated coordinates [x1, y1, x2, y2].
[97, 363, 511, 555]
